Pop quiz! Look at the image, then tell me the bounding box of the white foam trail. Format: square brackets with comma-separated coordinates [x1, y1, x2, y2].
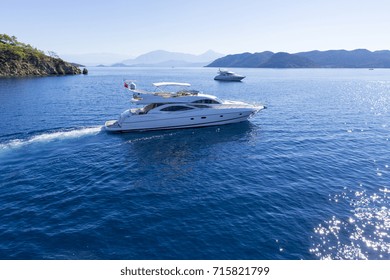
[0, 126, 103, 151]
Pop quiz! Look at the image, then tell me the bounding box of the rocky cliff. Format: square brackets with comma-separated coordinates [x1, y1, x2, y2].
[0, 34, 81, 77]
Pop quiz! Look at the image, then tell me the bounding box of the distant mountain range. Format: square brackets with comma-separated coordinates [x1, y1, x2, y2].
[60, 53, 132, 67]
[207, 49, 390, 68]
[112, 50, 223, 67]
[61, 49, 390, 68]
[65, 50, 223, 67]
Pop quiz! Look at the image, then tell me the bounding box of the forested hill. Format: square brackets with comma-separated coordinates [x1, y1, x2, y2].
[0, 34, 81, 77]
[207, 49, 390, 68]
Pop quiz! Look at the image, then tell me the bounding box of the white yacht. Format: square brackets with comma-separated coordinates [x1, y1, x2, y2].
[214, 69, 245, 81]
[104, 81, 264, 132]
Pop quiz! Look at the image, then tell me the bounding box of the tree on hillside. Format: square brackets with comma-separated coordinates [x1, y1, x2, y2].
[47, 51, 59, 58]
[0, 34, 18, 45]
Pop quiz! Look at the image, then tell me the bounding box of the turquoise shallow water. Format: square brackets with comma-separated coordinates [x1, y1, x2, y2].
[0, 67, 389, 259]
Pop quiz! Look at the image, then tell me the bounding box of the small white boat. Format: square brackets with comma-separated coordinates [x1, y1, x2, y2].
[214, 69, 245, 81]
[105, 81, 264, 132]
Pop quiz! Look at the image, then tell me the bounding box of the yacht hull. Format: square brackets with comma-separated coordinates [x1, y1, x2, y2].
[105, 107, 260, 132]
[214, 75, 245, 81]
[106, 81, 264, 133]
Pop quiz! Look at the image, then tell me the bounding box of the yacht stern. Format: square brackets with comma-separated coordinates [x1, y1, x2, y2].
[104, 120, 121, 132]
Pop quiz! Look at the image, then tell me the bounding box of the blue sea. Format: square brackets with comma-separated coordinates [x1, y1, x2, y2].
[0, 67, 389, 260]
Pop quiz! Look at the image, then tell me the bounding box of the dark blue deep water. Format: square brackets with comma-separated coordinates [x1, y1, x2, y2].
[1, 68, 389, 260]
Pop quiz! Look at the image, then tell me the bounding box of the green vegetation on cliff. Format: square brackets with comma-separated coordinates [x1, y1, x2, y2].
[0, 34, 81, 77]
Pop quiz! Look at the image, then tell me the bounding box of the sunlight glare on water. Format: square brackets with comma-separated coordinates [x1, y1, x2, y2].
[310, 187, 390, 259]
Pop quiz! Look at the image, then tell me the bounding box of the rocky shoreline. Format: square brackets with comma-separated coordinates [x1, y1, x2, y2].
[0, 54, 81, 77]
[0, 34, 81, 77]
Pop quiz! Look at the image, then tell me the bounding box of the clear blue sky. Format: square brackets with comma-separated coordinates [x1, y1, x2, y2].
[2, 0, 390, 56]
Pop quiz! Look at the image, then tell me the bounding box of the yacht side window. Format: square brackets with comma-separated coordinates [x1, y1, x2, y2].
[192, 99, 220, 104]
[160, 105, 194, 112]
[192, 104, 210, 108]
[142, 103, 163, 113]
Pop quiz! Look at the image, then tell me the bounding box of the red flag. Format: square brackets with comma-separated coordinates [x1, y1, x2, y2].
[124, 82, 128, 88]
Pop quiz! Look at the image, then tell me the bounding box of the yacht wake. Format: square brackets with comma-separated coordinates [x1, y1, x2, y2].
[0, 126, 103, 151]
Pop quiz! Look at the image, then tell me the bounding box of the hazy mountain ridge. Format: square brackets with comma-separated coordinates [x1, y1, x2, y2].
[207, 49, 390, 68]
[119, 50, 223, 67]
[112, 60, 206, 67]
[60, 53, 132, 67]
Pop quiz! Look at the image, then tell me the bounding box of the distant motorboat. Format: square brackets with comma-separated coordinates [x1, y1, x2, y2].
[214, 68, 245, 81]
